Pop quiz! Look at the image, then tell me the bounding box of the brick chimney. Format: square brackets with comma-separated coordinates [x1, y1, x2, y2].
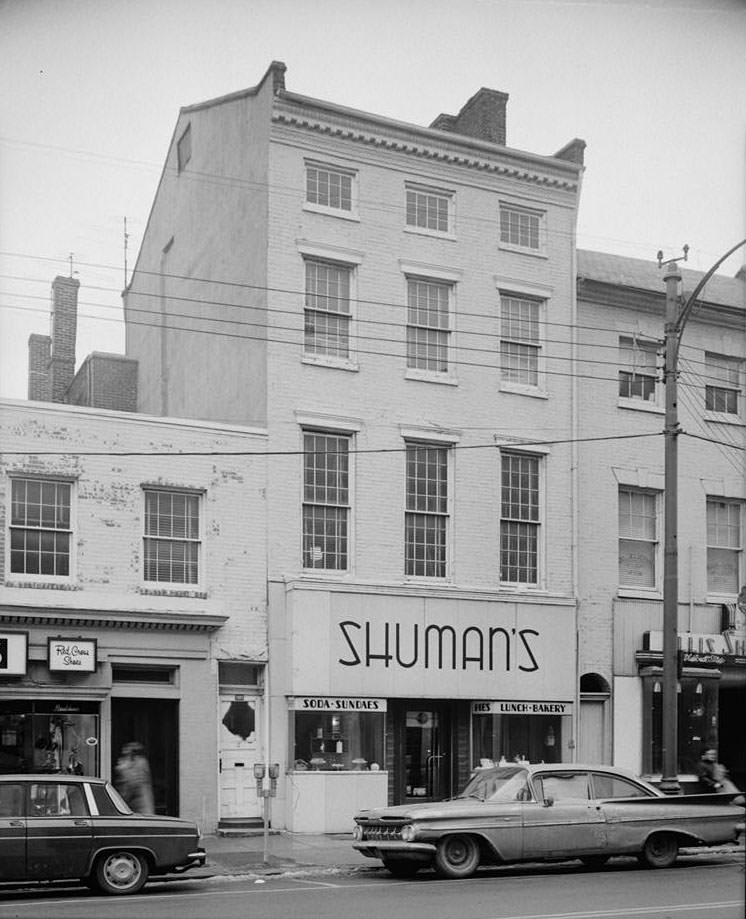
[28, 333, 52, 401]
[430, 88, 509, 146]
[49, 275, 79, 402]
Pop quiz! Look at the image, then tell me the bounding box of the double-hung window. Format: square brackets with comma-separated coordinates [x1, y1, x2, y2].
[405, 442, 448, 577]
[499, 204, 544, 253]
[705, 353, 742, 417]
[707, 498, 743, 594]
[304, 259, 352, 359]
[9, 478, 72, 577]
[405, 185, 452, 235]
[302, 431, 350, 571]
[406, 278, 451, 374]
[305, 162, 354, 214]
[619, 337, 658, 404]
[143, 489, 200, 584]
[618, 488, 658, 590]
[500, 295, 541, 387]
[500, 453, 540, 585]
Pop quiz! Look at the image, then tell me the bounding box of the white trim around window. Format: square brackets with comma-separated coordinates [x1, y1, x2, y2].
[495, 277, 552, 398]
[297, 240, 363, 372]
[497, 448, 546, 590]
[498, 201, 547, 257]
[400, 260, 462, 385]
[617, 486, 661, 596]
[403, 438, 453, 580]
[6, 475, 76, 583]
[303, 160, 359, 221]
[142, 486, 204, 589]
[703, 352, 744, 425]
[618, 334, 663, 413]
[404, 182, 456, 239]
[706, 496, 744, 598]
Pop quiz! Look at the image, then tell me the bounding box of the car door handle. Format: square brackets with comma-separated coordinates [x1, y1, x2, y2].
[9, 819, 24, 827]
[74, 819, 90, 826]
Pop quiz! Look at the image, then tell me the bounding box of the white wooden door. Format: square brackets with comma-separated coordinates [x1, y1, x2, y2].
[219, 695, 262, 819]
[578, 698, 606, 764]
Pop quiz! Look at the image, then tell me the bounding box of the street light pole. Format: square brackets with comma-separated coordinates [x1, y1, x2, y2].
[658, 238, 746, 794]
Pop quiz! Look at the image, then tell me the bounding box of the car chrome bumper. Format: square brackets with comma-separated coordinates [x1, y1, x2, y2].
[170, 848, 207, 872]
[353, 841, 436, 861]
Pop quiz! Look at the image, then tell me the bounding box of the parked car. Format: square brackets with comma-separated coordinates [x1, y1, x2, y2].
[352, 763, 744, 879]
[0, 774, 205, 895]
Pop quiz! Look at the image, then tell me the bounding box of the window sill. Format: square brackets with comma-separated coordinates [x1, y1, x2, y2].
[704, 411, 744, 426]
[617, 587, 662, 600]
[499, 383, 548, 399]
[405, 369, 458, 386]
[498, 242, 548, 259]
[302, 355, 360, 372]
[302, 203, 359, 222]
[4, 579, 80, 591]
[138, 586, 208, 599]
[618, 399, 663, 414]
[403, 226, 456, 242]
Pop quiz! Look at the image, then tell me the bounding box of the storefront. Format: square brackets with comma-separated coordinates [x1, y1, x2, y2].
[270, 584, 577, 832]
[0, 614, 223, 826]
[636, 617, 746, 790]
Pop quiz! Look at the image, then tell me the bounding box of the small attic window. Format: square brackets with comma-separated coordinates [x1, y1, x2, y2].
[177, 124, 192, 173]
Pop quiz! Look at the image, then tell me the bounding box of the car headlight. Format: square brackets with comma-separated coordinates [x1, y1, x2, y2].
[401, 824, 416, 842]
[353, 824, 363, 840]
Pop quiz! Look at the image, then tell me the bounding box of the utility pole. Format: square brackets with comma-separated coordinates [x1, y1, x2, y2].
[660, 257, 682, 794]
[658, 238, 746, 794]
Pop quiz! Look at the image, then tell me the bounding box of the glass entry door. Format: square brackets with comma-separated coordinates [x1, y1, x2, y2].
[394, 702, 451, 803]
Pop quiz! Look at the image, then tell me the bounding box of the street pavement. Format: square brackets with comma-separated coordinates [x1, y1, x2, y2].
[190, 829, 744, 880]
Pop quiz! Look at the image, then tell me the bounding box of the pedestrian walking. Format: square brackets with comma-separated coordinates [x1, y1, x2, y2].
[115, 741, 155, 814]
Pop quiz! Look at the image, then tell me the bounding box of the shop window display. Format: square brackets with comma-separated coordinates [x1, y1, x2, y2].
[290, 710, 384, 772]
[0, 703, 99, 776]
[473, 713, 566, 767]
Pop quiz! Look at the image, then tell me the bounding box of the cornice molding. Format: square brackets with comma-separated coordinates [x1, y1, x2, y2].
[0, 606, 228, 633]
[272, 112, 579, 192]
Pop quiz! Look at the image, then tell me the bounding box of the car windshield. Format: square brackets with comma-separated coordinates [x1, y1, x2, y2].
[457, 767, 531, 802]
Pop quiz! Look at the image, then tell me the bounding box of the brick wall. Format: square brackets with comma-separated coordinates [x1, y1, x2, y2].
[67, 353, 138, 412]
[49, 276, 79, 402]
[27, 333, 51, 401]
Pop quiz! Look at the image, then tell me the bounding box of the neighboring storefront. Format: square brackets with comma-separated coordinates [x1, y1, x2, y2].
[270, 583, 577, 832]
[0, 615, 223, 824]
[635, 606, 746, 791]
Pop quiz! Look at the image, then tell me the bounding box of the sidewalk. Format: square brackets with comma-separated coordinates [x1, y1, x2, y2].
[190, 830, 372, 878]
[188, 830, 744, 880]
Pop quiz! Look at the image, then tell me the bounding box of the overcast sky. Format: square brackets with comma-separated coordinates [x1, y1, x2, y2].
[1, 0, 744, 401]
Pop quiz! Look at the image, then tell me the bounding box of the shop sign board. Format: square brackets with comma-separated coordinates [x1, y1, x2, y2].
[644, 630, 746, 667]
[48, 638, 97, 672]
[472, 700, 573, 716]
[289, 696, 387, 712]
[0, 631, 29, 676]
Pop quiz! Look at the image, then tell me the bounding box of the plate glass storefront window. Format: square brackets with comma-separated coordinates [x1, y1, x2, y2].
[0, 702, 99, 775]
[473, 713, 566, 766]
[290, 710, 384, 772]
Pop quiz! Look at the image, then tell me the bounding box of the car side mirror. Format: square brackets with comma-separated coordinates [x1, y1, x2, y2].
[543, 796, 554, 808]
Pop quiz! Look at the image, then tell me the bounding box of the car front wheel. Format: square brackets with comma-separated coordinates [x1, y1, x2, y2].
[638, 833, 679, 869]
[94, 850, 149, 895]
[434, 835, 480, 879]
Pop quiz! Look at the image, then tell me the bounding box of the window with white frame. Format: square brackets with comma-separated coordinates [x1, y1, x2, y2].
[500, 294, 542, 387]
[9, 478, 72, 577]
[405, 185, 452, 234]
[143, 489, 200, 584]
[500, 452, 540, 585]
[305, 163, 354, 213]
[302, 431, 350, 571]
[618, 488, 659, 590]
[406, 278, 451, 373]
[619, 337, 658, 403]
[499, 204, 543, 252]
[304, 259, 352, 359]
[704, 353, 742, 416]
[707, 498, 743, 594]
[405, 442, 448, 577]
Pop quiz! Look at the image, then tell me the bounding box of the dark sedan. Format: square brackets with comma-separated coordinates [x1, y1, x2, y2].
[0, 774, 205, 895]
[353, 763, 744, 879]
